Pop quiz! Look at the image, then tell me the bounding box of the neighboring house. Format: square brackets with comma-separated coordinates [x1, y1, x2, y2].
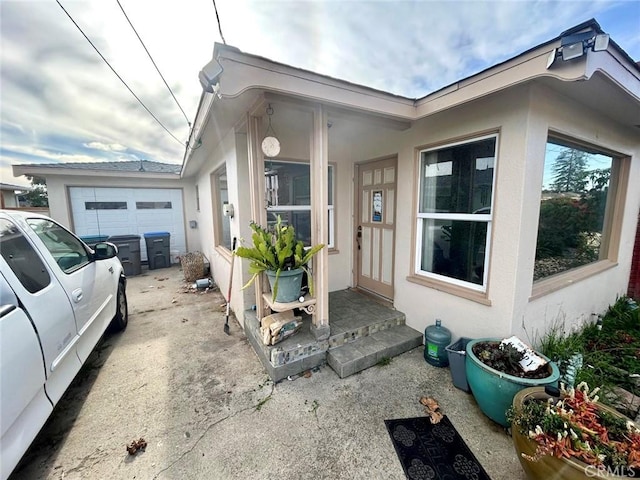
[0, 182, 30, 208]
[12, 160, 199, 262]
[182, 18, 639, 350]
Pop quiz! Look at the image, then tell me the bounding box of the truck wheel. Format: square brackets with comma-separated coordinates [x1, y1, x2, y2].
[110, 282, 128, 332]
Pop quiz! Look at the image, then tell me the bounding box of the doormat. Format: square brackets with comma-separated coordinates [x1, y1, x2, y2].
[385, 415, 491, 480]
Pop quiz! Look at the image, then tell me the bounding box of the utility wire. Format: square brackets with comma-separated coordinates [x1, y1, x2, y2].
[212, 0, 226, 44]
[56, 0, 185, 146]
[116, 0, 191, 127]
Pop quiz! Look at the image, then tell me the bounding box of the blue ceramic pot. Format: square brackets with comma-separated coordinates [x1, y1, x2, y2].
[465, 338, 560, 427]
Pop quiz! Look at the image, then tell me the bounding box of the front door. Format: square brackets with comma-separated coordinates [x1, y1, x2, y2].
[355, 156, 397, 299]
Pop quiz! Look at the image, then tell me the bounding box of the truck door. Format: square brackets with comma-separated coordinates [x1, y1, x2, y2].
[0, 217, 82, 405]
[0, 274, 53, 480]
[22, 217, 115, 363]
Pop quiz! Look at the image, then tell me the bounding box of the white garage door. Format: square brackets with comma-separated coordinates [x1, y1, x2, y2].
[69, 187, 186, 262]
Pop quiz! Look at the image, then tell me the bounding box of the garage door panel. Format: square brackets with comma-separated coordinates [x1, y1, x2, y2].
[70, 187, 186, 263]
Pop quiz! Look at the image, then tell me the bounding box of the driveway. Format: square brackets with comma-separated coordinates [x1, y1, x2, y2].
[11, 266, 525, 479]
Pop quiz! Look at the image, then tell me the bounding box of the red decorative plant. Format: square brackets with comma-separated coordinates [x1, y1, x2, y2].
[509, 382, 640, 470]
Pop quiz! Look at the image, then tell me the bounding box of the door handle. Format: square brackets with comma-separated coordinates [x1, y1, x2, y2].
[72, 289, 83, 303]
[356, 226, 362, 250]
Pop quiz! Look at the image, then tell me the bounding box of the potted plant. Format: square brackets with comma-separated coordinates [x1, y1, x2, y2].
[465, 337, 560, 427]
[508, 383, 640, 480]
[235, 216, 324, 303]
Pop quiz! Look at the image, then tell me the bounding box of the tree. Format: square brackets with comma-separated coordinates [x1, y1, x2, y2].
[550, 148, 588, 193]
[22, 176, 49, 207]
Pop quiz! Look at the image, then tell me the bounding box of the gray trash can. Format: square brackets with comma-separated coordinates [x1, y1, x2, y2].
[446, 337, 472, 392]
[144, 231, 171, 270]
[107, 234, 142, 276]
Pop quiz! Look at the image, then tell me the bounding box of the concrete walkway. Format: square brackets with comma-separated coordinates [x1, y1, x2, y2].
[11, 266, 526, 480]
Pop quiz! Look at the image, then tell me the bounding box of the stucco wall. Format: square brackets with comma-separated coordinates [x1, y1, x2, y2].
[514, 83, 640, 342]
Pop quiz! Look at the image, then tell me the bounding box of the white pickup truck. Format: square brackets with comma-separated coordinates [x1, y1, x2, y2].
[0, 210, 128, 479]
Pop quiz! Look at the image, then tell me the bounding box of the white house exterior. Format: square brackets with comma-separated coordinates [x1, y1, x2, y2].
[11, 20, 640, 354]
[183, 19, 640, 344]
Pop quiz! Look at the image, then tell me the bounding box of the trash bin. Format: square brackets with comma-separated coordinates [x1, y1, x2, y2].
[143, 231, 171, 270]
[107, 234, 142, 276]
[80, 235, 109, 249]
[446, 337, 472, 392]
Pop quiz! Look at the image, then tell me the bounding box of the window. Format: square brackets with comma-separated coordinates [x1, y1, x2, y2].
[27, 218, 90, 273]
[416, 135, 497, 291]
[136, 201, 172, 209]
[534, 136, 617, 282]
[0, 219, 50, 292]
[85, 201, 127, 210]
[213, 167, 232, 250]
[265, 160, 335, 248]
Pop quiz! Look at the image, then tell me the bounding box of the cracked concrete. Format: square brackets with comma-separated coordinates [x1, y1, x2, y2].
[10, 265, 526, 480]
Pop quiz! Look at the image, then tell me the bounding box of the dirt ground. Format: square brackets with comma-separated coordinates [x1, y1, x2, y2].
[10, 265, 526, 480]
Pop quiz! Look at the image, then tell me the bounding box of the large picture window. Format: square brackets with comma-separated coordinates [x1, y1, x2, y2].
[534, 136, 617, 282]
[416, 135, 497, 291]
[264, 160, 335, 248]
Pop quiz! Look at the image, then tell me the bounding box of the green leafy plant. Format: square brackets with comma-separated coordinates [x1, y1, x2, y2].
[235, 216, 324, 300]
[537, 297, 640, 416]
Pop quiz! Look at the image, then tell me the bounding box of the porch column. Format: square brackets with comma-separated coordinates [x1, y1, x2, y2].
[246, 107, 267, 320]
[310, 104, 330, 340]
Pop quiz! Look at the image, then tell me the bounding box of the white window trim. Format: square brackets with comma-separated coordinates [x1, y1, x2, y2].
[265, 160, 335, 249]
[414, 133, 498, 293]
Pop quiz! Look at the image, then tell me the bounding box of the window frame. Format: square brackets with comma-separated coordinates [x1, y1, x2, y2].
[26, 218, 91, 274]
[412, 133, 499, 295]
[530, 132, 630, 299]
[264, 159, 336, 249]
[212, 165, 232, 253]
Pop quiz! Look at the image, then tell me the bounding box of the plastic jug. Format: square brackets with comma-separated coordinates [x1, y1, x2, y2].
[424, 319, 451, 367]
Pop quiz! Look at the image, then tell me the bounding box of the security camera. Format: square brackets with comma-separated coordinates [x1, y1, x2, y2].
[199, 58, 223, 92]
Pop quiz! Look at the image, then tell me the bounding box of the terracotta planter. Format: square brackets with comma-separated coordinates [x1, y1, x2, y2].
[465, 338, 560, 427]
[511, 387, 636, 480]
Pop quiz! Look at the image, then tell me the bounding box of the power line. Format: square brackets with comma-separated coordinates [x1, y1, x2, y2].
[55, 0, 185, 147]
[212, 0, 226, 44]
[116, 0, 191, 127]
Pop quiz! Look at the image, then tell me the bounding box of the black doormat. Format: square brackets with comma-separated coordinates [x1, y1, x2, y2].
[385, 415, 492, 480]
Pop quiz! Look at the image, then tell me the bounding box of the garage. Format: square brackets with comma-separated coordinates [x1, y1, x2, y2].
[69, 187, 186, 262]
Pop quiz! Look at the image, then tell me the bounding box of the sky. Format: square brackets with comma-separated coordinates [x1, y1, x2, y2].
[1, 0, 639, 188]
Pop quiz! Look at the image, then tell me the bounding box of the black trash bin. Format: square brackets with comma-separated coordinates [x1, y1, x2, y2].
[107, 234, 142, 276]
[144, 231, 171, 270]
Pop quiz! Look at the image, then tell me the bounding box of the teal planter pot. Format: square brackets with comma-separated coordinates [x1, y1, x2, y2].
[465, 338, 560, 427]
[265, 268, 304, 303]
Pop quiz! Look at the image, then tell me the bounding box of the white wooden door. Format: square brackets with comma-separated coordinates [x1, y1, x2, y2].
[356, 157, 396, 299]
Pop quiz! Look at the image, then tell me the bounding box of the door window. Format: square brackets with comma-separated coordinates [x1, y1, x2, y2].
[0, 219, 51, 293]
[27, 219, 90, 273]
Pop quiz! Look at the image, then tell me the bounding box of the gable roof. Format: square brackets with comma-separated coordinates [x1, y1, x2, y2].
[13, 160, 181, 176]
[16, 160, 180, 173]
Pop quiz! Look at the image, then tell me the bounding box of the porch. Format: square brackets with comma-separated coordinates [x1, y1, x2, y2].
[244, 289, 423, 382]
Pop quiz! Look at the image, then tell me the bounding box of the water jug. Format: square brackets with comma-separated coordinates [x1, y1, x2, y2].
[424, 319, 451, 367]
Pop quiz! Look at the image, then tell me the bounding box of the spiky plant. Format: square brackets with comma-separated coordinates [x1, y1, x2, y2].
[235, 216, 324, 300]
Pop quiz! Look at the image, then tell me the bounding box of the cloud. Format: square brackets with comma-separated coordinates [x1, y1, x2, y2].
[84, 142, 127, 152]
[1, 0, 637, 180]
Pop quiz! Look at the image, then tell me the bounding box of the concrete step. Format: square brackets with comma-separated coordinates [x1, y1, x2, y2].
[327, 325, 423, 378]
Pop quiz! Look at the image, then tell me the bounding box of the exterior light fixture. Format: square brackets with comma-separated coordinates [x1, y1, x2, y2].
[199, 58, 224, 93]
[546, 28, 611, 69]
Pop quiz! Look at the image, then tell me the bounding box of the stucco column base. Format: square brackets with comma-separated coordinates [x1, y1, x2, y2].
[310, 323, 330, 341]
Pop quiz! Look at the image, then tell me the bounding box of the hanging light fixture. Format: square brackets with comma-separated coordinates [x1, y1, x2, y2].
[261, 104, 281, 157]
